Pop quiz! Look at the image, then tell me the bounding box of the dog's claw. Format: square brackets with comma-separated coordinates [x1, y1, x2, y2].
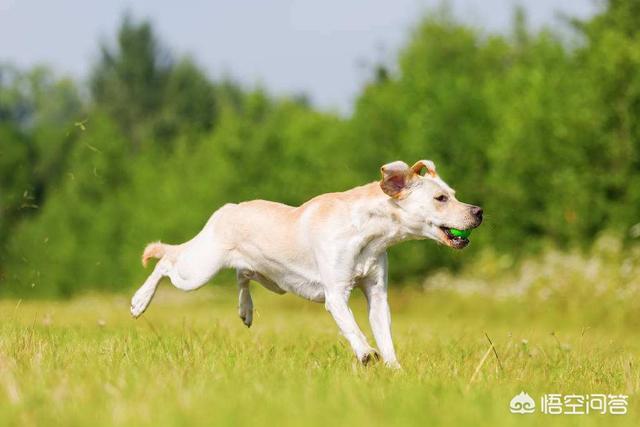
[238, 309, 253, 328]
[241, 316, 252, 328]
[130, 303, 145, 318]
[359, 349, 380, 366]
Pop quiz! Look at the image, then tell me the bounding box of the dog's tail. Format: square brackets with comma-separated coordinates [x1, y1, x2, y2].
[142, 241, 173, 267]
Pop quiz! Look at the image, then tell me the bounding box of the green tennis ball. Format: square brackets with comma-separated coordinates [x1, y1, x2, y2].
[450, 228, 471, 239]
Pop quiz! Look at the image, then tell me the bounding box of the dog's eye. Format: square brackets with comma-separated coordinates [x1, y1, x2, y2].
[434, 195, 448, 202]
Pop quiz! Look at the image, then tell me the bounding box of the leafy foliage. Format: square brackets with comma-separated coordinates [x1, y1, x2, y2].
[2, 2, 640, 296]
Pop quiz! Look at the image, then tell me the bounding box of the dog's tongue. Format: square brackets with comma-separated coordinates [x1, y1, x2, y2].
[450, 228, 471, 239]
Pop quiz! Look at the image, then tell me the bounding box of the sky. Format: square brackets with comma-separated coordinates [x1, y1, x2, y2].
[0, 0, 598, 113]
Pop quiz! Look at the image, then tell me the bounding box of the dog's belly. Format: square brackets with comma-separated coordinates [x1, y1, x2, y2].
[225, 244, 325, 302]
[284, 281, 325, 302]
[264, 270, 325, 303]
[216, 202, 328, 302]
[230, 252, 326, 302]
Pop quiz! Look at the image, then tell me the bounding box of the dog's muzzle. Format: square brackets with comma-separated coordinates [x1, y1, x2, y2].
[439, 226, 470, 249]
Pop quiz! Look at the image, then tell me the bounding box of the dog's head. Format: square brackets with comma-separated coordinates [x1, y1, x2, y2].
[380, 160, 483, 249]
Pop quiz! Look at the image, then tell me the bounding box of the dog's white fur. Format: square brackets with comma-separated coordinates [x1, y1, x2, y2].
[131, 160, 482, 368]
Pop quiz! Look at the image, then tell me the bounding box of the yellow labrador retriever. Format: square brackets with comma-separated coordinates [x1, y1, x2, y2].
[131, 160, 483, 368]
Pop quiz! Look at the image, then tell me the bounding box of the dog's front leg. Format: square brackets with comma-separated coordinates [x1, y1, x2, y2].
[362, 254, 400, 369]
[324, 285, 378, 365]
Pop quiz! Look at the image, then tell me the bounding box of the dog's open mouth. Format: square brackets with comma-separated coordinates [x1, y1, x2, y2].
[439, 226, 470, 249]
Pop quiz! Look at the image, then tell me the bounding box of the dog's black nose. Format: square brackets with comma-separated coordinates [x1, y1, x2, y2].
[471, 206, 483, 220]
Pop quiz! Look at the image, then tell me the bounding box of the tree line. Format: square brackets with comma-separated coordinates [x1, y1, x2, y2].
[2, 1, 640, 296]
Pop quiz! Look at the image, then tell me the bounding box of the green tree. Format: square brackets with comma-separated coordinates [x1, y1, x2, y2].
[0, 64, 82, 272]
[91, 16, 221, 151]
[91, 16, 171, 150]
[574, 0, 640, 232]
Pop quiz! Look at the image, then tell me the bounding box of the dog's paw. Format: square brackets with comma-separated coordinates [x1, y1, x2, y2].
[359, 349, 380, 366]
[130, 288, 153, 318]
[238, 305, 253, 328]
[385, 360, 402, 370]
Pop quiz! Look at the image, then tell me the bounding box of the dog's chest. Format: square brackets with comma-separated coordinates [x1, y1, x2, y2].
[352, 252, 380, 280]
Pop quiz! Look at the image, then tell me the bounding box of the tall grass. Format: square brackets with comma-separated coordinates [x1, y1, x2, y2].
[0, 259, 639, 427]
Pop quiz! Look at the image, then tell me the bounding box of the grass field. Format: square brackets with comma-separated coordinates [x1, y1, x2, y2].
[0, 281, 639, 427]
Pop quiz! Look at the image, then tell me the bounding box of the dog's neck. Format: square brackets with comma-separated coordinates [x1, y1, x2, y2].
[353, 183, 424, 255]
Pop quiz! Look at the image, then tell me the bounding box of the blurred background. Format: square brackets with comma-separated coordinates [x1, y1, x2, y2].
[1, 0, 640, 301]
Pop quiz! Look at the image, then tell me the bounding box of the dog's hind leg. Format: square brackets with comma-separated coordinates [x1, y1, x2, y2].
[131, 226, 227, 317]
[235, 269, 287, 327]
[131, 265, 163, 317]
[165, 230, 227, 292]
[131, 241, 183, 317]
[236, 269, 253, 327]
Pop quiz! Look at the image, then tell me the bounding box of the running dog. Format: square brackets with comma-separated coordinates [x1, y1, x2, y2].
[131, 160, 483, 368]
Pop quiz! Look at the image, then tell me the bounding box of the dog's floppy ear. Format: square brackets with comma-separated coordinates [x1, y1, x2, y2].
[380, 161, 411, 198]
[411, 160, 437, 178]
